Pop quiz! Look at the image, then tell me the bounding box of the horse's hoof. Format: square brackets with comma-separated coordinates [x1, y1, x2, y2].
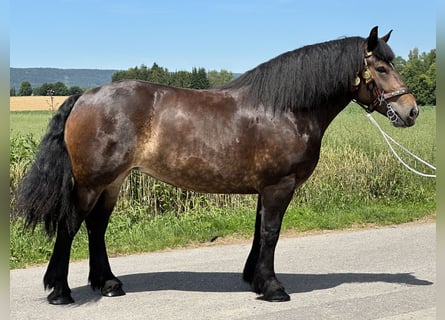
[261, 289, 290, 302]
[101, 279, 126, 297]
[47, 290, 74, 305]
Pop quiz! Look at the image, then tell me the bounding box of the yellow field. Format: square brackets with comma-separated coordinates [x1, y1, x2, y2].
[10, 96, 69, 111]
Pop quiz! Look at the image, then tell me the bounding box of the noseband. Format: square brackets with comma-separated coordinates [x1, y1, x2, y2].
[362, 86, 411, 113]
[352, 51, 411, 123]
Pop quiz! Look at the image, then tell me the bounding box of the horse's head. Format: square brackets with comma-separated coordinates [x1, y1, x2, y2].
[354, 26, 418, 127]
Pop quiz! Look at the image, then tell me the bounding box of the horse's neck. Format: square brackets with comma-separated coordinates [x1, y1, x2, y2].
[301, 97, 352, 138]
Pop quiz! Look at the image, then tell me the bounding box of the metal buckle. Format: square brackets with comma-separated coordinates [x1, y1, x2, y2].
[377, 92, 386, 106]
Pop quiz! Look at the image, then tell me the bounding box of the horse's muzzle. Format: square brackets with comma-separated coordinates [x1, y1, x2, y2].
[388, 104, 418, 127]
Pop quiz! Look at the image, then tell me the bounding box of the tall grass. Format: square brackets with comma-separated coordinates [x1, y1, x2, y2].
[10, 104, 436, 268]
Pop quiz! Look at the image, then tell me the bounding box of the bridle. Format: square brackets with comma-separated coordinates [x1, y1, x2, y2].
[352, 51, 411, 123]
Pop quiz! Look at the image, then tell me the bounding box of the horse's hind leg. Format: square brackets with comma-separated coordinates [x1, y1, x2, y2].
[44, 217, 83, 305]
[244, 175, 296, 302]
[85, 182, 125, 297]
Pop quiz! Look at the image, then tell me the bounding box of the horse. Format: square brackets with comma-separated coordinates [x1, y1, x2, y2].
[13, 26, 418, 305]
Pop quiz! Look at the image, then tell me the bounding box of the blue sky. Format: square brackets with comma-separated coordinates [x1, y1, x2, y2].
[10, 0, 436, 72]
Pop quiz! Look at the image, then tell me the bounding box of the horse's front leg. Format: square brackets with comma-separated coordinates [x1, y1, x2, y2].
[245, 175, 296, 302]
[243, 195, 262, 284]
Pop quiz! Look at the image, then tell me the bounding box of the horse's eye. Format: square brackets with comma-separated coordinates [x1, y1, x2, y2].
[376, 66, 387, 74]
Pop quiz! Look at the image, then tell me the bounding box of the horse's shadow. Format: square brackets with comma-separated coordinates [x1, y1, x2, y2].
[70, 271, 433, 305]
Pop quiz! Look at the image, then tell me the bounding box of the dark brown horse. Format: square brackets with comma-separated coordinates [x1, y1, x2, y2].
[14, 26, 418, 305]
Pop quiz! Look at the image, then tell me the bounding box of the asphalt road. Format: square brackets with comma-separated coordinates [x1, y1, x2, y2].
[10, 222, 435, 320]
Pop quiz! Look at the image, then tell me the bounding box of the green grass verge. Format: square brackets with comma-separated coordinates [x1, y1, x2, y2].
[10, 110, 55, 138]
[10, 200, 434, 269]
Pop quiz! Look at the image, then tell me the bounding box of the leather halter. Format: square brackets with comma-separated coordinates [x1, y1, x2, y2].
[367, 86, 411, 112]
[353, 52, 411, 113]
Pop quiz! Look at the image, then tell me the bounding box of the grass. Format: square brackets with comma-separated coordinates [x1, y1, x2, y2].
[10, 110, 55, 138]
[9, 104, 436, 269]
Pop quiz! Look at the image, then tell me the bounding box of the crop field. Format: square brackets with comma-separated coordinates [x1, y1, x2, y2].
[10, 101, 436, 268]
[10, 96, 69, 111]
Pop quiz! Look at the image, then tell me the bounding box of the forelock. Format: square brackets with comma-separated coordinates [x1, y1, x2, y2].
[373, 39, 395, 62]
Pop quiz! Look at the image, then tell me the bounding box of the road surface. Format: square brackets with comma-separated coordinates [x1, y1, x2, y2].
[10, 222, 435, 320]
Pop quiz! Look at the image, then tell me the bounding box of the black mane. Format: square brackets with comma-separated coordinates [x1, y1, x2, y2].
[222, 36, 394, 113]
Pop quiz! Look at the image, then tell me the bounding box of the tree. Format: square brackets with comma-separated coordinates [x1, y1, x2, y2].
[400, 48, 436, 105]
[392, 56, 406, 73]
[208, 69, 234, 88]
[52, 82, 70, 96]
[149, 63, 169, 84]
[170, 71, 192, 88]
[18, 81, 33, 96]
[111, 63, 213, 90]
[69, 86, 84, 95]
[34, 83, 52, 96]
[190, 67, 210, 89]
[112, 70, 129, 82]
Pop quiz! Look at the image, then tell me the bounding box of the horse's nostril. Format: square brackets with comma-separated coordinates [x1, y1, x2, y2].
[410, 107, 419, 119]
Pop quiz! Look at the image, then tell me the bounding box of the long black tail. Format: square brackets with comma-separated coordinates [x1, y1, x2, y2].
[13, 94, 82, 237]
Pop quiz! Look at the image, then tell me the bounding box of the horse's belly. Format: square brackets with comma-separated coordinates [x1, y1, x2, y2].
[138, 156, 258, 194]
[134, 100, 316, 194]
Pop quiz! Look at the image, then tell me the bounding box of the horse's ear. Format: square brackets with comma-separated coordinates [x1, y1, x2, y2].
[366, 26, 379, 52]
[381, 30, 393, 43]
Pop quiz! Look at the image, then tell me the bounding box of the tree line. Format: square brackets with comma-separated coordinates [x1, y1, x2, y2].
[11, 81, 84, 97]
[111, 63, 234, 89]
[394, 48, 436, 106]
[11, 64, 234, 96]
[11, 48, 435, 106]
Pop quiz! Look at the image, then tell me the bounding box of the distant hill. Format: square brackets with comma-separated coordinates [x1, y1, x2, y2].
[10, 67, 119, 91]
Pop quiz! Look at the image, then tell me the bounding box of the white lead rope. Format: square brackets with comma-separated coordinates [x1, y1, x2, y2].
[366, 113, 436, 178]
